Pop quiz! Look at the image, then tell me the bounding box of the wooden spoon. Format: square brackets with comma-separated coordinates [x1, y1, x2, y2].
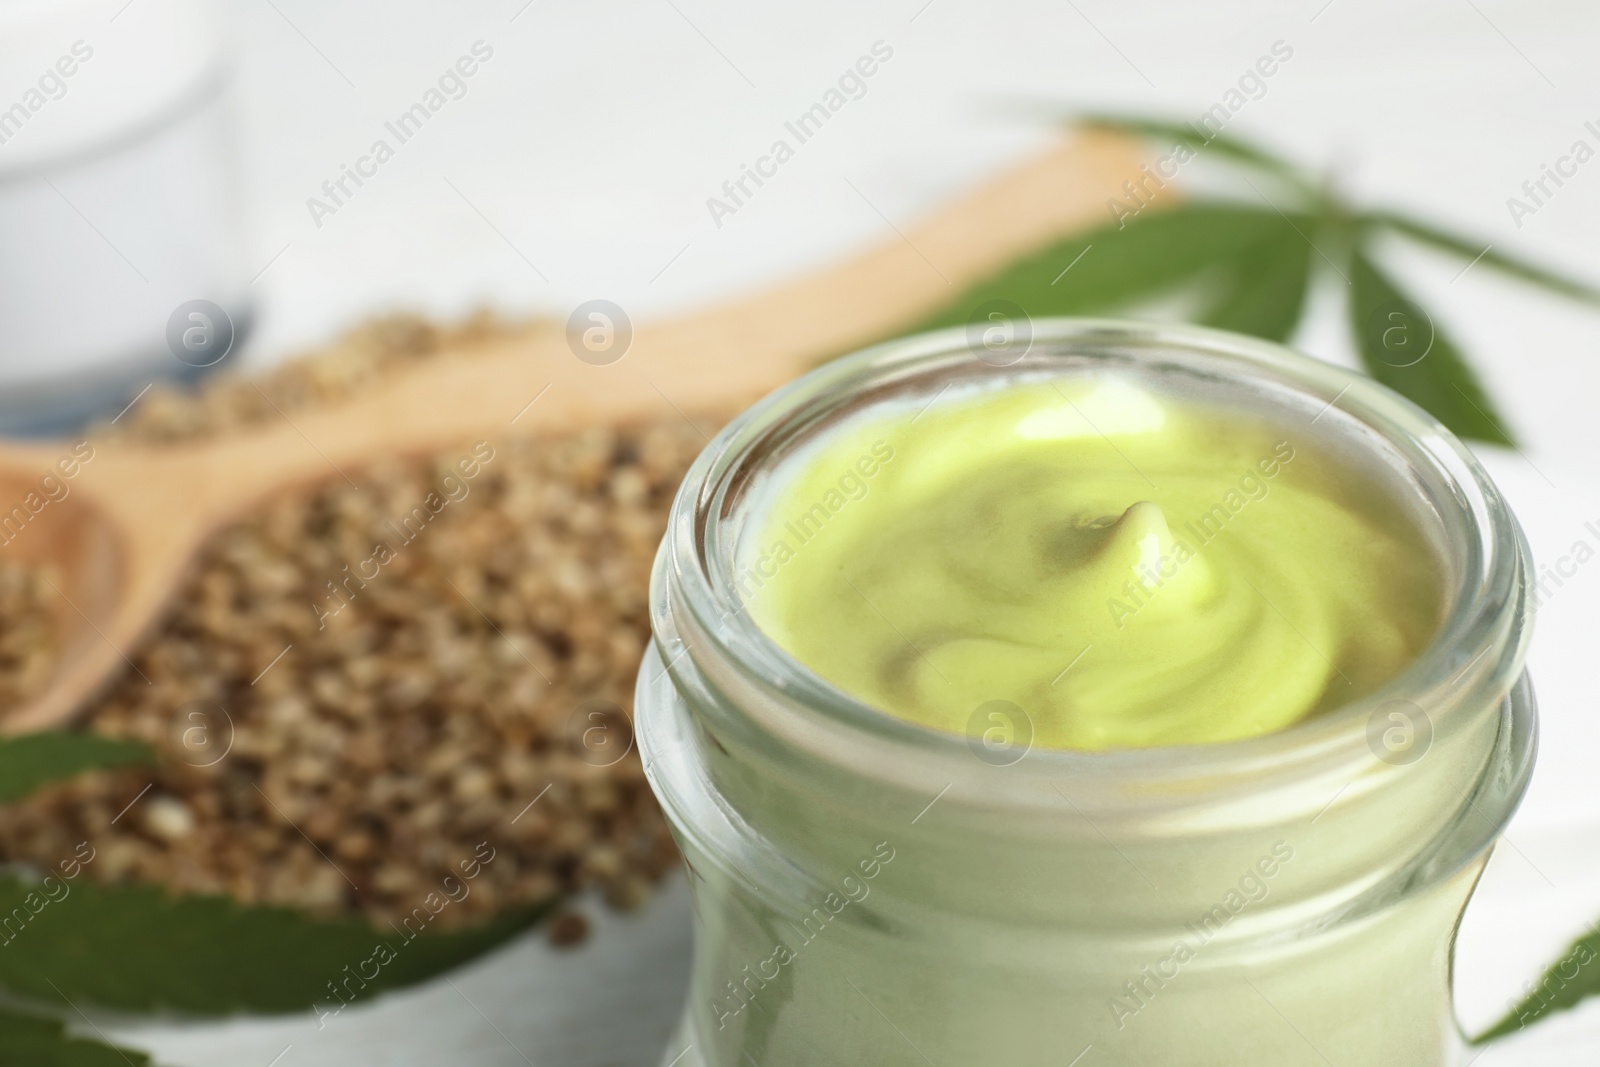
[0, 131, 1146, 733]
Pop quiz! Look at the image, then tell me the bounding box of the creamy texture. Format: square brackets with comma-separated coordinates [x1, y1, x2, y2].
[741, 377, 1442, 750]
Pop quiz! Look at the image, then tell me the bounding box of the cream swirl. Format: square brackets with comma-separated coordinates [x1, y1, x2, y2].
[741, 377, 1441, 750]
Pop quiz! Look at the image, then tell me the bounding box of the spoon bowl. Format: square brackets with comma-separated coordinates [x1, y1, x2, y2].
[0, 464, 125, 726]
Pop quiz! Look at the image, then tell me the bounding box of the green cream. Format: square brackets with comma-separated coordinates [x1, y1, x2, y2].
[742, 376, 1442, 750]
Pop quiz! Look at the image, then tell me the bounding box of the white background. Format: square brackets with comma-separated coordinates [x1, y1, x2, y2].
[42, 0, 1600, 1062]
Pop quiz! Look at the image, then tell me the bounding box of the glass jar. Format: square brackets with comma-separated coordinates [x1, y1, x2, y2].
[637, 320, 1536, 1067]
[0, 0, 250, 434]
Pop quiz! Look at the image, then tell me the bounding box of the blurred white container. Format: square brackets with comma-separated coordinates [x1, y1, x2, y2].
[0, 0, 249, 434]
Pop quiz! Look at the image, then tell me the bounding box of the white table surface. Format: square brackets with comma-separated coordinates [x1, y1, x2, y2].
[79, 0, 1600, 1061]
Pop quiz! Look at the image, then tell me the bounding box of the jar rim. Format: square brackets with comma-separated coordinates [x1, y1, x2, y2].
[654, 318, 1532, 788]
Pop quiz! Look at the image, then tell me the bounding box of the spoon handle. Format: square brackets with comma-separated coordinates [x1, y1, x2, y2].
[0, 131, 1146, 733]
[110, 132, 1150, 532]
[175, 129, 1149, 524]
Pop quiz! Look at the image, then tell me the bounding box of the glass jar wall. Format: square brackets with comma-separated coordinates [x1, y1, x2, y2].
[638, 321, 1536, 1067]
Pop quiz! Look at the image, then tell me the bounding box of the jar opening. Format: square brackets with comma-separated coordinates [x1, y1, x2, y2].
[655, 320, 1531, 788]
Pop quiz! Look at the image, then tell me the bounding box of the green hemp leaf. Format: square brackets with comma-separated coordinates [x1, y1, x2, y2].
[0, 1007, 151, 1067]
[904, 114, 1600, 446]
[1475, 927, 1600, 1044]
[0, 878, 554, 1016]
[0, 733, 153, 804]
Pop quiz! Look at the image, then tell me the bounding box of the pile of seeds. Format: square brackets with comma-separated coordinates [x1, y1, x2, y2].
[97, 310, 552, 445]
[0, 316, 720, 933]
